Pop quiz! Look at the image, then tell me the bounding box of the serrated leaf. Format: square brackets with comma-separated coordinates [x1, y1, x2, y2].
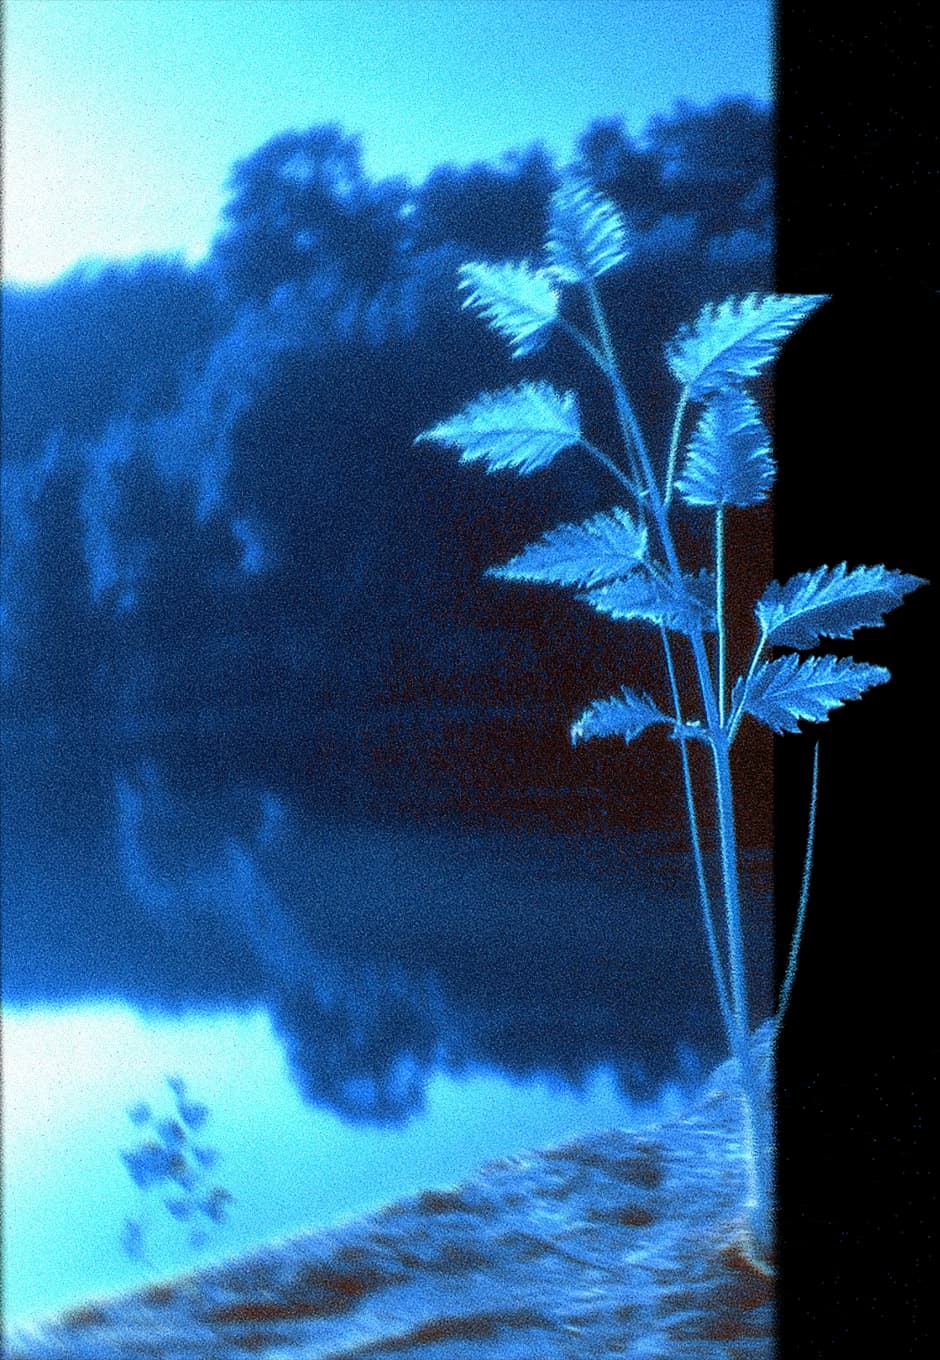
[733, 653, 890, 734]
[486, 506, 647, 588]
[676, 388, 774, 508]
[458, 260, 559, 357]
[756, 563, 927, 649]
[415, 381, 581, 476]
[570, 688, 669, 746]
[581, 567, 717, 634]
[666, 293, 829, 399]
[545, 177, 631, 284]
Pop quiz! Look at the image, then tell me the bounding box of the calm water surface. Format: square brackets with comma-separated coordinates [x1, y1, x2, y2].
[2, 720, 771, 1324]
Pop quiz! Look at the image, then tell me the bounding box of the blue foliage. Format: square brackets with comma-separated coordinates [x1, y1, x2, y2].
[733, 653, 891, 734]
[666, 293, 829, 399]
[156, 1117, 186, 1146]
[458, 260, 559, 357]
[570, 688, 669, 746]
[121, 1141, 176, 1191]
[677, 388, 774, 507]
[416, 381, 581, 475]
[164, 1196, 195, 1221]
[419, 169, 923, 1266]
[580, 567, 717, 634]
[487, 506, 646, 588]
[120, 1075, 232, 1268]
[756, 563, 927, 649]
[545, 177, 632, 284]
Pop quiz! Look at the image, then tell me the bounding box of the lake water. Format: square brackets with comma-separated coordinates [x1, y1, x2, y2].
[1, 719, 772, 1326]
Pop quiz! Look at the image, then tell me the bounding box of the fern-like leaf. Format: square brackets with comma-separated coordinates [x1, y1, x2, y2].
[545, 177, 631, 284]
[570, 688, 669, 746]
[666, 293, 829, 399]
[756, 563, 927, 649]
[415, 381, 581, 476]
[458, 261, 559, 357]
[581, 567, 717, 634]
[487, 506, 647, 588]
[676, 388, 774, 507]
[733, 653, 890, 734]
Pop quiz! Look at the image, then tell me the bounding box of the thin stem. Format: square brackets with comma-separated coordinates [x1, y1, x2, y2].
[579, 438, 644, 505]
[584, 280, 649, 491]
[710, 727, 772, 1252]
[773, 742, 820, 1042]
[586, 277, 772, 1256]
[659, 623, 735, 1041]
[585, 281, 753, 1072]
[710, 733, 751, 1042]
[664, 389, 689, 507]
[557, 315, 608, 373]
[728, 629, 767, 745]
[715, 507, 726, 727]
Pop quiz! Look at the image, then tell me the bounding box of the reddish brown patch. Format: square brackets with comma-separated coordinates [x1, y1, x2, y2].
[61, 1305, 108, 1330]
[708, 1270, 775, 1310]
[209, 1301, 318, 1325]
[416, 1189, 469, 1214]
[698, 1308, 759, 1342]
[141, 1283, 177, 1306]
[207, 1269, 380, 1329]
[589, 1203, 656, 1228]
[60, 1305, 109, 1327]
[609, 1153, 664, 1189]
[339, 1308, 546, 1355]
[297, 1265, 378, 1298]
[718, 1241, 777, 1285]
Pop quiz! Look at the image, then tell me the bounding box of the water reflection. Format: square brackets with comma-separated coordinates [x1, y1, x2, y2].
[4, 727, 773, 1118]
[3, 1002, 693, 1326]
[3, 722, 772, 1322]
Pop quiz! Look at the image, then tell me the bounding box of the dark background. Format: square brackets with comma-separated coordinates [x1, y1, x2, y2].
[776, 3, 936, 1352]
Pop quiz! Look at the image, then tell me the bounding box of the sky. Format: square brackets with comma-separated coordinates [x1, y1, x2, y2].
[2, 0, 772, 284]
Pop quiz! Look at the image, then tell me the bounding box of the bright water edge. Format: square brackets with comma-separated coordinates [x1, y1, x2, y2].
[3, 1001, 702, 1326]
[2, 722, 771, 1326]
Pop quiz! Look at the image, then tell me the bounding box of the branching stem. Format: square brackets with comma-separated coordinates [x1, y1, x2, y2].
[578, 438, 644, 505]
[659, 623, 734, 1039]
[586, 278, 769, 1256]
[728, 628, 767, 744]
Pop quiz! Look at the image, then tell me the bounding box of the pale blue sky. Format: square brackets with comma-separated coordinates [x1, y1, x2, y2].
[3, 0, 771, 282]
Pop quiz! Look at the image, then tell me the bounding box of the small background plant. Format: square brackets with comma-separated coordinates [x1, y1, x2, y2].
[417, 176, 925, 1264]
[120, 1075, 234, 1269]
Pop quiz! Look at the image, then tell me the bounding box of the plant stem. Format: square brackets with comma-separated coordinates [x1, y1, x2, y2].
[579, 437, 645, 506]
[586, 278, 773, 1259]
[659, 624, 734, 1038]
[557, 315, 607, 373]
[728, 629, 767, 744]
[773, 742, 820, 1045]
[710, 727, 773, 1256]
[663, 388, 689, 507]
[715, 507, 727, 727]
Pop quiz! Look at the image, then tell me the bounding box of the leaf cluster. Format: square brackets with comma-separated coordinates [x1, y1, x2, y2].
[120, 1075, 233, 1263]
[417, 175, 925, 751]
